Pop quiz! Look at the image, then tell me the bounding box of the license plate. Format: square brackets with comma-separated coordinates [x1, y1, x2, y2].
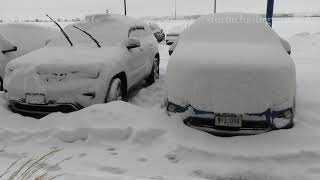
[26, 94, 46, 105]
[215, 114, 242, 127]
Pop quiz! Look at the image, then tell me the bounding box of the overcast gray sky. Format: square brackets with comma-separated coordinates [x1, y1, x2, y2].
[1, 0, 320, 20]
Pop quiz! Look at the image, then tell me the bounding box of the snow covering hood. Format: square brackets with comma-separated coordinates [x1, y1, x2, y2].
[166, 13, 296, 113]
[6, 46, 121, 74]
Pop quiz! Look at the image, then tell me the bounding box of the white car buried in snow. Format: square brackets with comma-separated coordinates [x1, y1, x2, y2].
[165, 13, 296, 136]
[4, 14, 159, 117]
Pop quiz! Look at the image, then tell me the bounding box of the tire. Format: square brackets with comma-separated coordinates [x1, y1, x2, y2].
[0, 77, 3, 91]
[146, 57, 159, 86]
[105, 78, 124, 103]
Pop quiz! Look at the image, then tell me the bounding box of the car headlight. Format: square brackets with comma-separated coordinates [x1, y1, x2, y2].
[37, 71, 100, 82]
[272, 109, 293, 129]
[166, 100, 186, 113]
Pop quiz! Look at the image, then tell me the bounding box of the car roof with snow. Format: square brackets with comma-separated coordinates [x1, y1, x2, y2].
[180, 13, 281, 45]
[48, 14, 147, 47]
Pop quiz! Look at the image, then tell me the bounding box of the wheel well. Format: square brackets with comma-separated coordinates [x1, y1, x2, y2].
[113, 72, 127, 96]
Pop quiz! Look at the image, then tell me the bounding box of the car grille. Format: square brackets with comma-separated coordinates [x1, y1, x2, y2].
[37, 73, 69, 83]
[10, 100, 82, 118]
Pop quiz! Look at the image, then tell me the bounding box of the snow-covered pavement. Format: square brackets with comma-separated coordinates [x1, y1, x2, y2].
[0, 24, 320, 179]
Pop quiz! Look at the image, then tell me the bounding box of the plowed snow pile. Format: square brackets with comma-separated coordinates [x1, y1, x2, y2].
[0, 29, 320, 179]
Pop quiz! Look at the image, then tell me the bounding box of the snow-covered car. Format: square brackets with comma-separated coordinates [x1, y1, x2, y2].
[166, 33, 180, 45]
[149, 23, 165, 43]
[165, 13, 296, 136]
[0, 24, 57, 91]
[4, 14, 159, 116]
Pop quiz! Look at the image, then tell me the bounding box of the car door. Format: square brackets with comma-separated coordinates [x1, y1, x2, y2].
[125, 26, 148, 86]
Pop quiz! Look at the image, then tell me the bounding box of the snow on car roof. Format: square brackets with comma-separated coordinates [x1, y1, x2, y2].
[181, 13, 280, 44]
[49, 14, 146, 47]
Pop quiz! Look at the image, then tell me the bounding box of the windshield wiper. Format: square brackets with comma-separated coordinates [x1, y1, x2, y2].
[46, 14, 73, 47]
[73, 25, 101, 48]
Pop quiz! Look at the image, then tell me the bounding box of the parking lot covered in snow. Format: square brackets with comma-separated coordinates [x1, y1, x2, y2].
[0, 17, 320, 179]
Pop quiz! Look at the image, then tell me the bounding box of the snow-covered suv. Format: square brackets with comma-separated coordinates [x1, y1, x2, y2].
[165, 13, 296, 136]
[4, 14, 159, 116]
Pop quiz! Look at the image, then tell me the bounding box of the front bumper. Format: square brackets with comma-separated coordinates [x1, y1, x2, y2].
[166, 101, 294, 136]
[9, 100, 83, 118]
[184, 117, 271, 136]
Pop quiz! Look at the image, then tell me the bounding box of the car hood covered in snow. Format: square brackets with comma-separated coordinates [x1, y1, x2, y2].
[6, 46, 121, 74]
[166, 13, 296, 114]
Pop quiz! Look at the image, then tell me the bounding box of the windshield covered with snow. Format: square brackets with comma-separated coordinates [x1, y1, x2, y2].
[48, 14, 135, 47]
[182, 13, 280, 44]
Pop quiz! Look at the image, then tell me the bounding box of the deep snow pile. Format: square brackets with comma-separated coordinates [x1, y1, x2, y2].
[0, 25, 320, 180]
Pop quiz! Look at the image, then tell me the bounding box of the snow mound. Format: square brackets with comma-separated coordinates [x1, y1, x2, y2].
[0, 101, 168, 145]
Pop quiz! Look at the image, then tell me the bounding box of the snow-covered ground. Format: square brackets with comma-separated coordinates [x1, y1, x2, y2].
[0, 19, 320, 180]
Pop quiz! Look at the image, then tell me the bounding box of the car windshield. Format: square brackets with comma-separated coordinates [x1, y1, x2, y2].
[48, 20, 128, 47]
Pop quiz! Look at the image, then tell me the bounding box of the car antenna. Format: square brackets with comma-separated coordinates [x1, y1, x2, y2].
[73, 25, 101, 48]
[46, 14, 73, 47]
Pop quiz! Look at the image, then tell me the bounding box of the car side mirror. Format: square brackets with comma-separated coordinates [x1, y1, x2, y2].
[126, 38, 141, 50]
[2, 46, 17, 54]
